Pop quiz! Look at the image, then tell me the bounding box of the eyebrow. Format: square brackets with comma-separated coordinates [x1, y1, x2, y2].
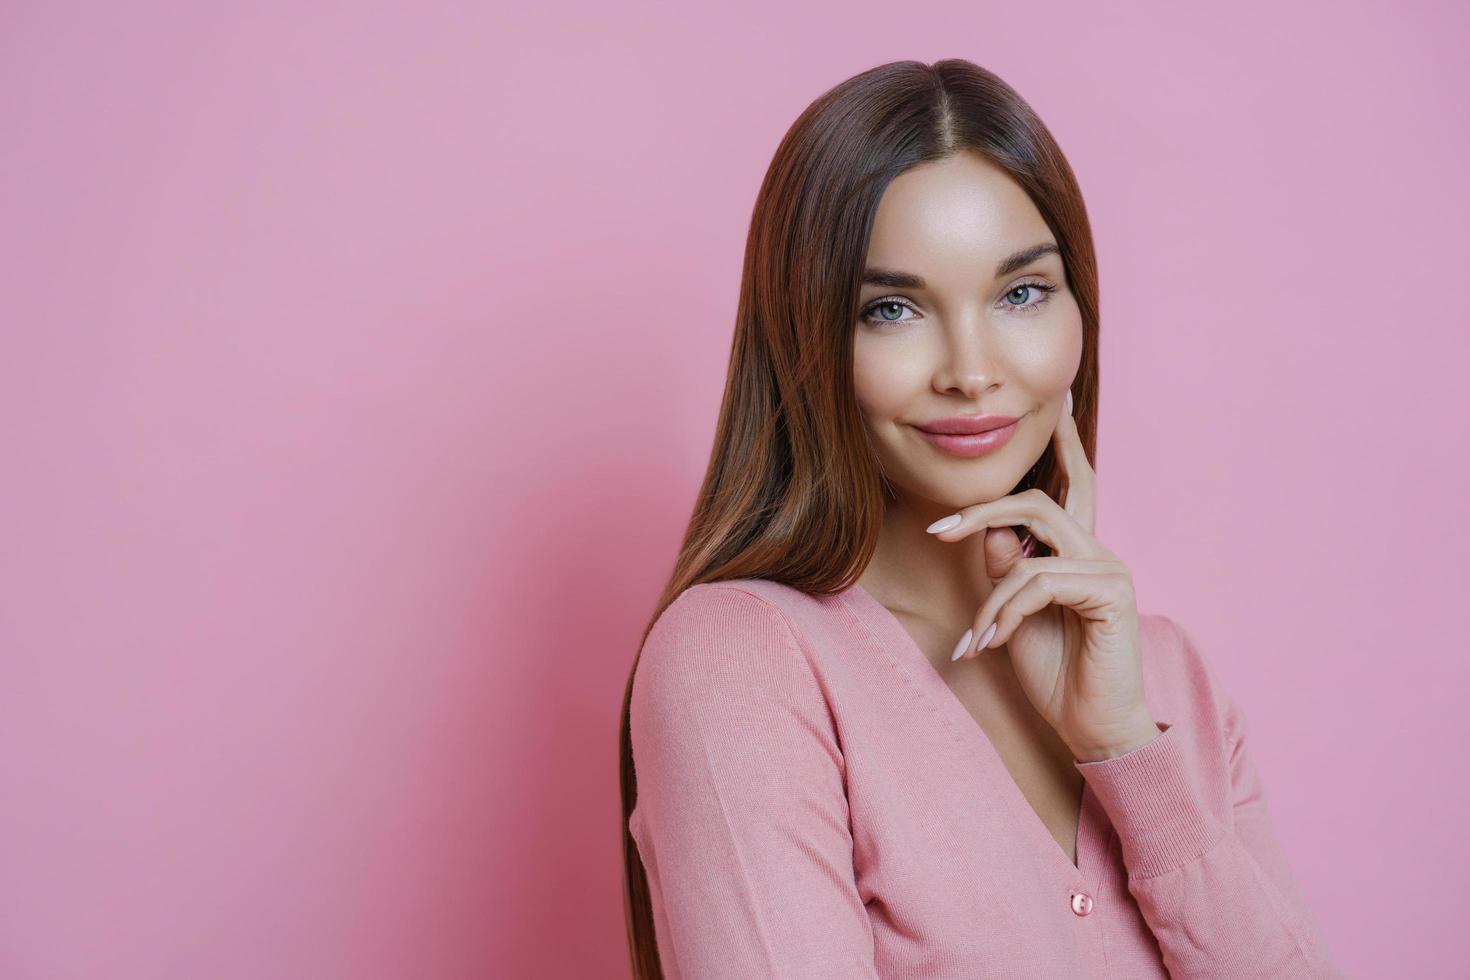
[861, 241, 1061, 289]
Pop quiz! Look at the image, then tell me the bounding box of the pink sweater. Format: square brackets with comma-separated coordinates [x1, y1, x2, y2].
[627, 579, 1345, 978]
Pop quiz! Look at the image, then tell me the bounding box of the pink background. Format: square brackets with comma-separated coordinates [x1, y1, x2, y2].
[2, 2, 1465, 977]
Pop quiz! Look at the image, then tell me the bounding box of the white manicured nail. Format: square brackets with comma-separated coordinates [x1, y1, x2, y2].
[951, 628, 974, 661]
[927, 514, 962, 534]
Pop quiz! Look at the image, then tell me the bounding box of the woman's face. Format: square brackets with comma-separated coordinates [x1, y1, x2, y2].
[853, 151, 1084, 515]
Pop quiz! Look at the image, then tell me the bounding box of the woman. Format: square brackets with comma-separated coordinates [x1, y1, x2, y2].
[617, 59, 1343, 979]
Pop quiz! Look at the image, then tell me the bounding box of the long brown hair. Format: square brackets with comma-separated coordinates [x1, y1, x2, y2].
[618, 58, 1101, 978]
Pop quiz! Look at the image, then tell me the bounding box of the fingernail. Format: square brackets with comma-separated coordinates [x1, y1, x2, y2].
[950, 628, 973, 661]
[1065, 390, 1073, 415]
[927, 514, 962, 534]
[977, 622, 997, 651]
[1019, 533, 1035, 558]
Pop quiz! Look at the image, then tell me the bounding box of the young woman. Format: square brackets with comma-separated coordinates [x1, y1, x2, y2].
[617, 59, 1343, 979]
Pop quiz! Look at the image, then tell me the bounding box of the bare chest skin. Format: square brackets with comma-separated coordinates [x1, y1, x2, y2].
[892, 608, 1085, 867]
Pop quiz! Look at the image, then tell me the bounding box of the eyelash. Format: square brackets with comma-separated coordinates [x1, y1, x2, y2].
[858, 280, 1059, 328]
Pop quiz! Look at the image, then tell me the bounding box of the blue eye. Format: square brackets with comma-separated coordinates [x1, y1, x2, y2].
[1001, 281, 1059, 312]
[858, 279, 1060, 328]
[860, 299, 919, 326]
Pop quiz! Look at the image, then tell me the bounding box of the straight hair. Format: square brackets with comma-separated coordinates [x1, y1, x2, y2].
[618, 58, 1102, 979]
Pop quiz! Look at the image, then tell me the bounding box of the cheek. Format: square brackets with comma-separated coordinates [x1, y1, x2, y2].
[852, 336, 921, 417]
[1008, 311, 1084, 390]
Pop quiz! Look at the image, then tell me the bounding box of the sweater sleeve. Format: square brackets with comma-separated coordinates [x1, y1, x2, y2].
[628, 585, 881, 980]
[1072, 617, 1346, 979]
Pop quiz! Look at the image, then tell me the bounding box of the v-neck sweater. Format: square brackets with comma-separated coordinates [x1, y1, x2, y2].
[627, 578, 1345, 979]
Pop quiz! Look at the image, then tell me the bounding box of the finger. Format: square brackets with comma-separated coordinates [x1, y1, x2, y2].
[1054, 388, 1097, 534]
[980, 569, 1133, 655]
[954, 557, 1112, 660]
[983, 525, 1027, 581]
[928, 487, 1102, 561]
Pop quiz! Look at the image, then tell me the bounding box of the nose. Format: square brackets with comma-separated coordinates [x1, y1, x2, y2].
[931, 312, 1002, 400]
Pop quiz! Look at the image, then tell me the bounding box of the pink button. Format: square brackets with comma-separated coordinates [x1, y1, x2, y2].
[1071, 892, 1094, 916]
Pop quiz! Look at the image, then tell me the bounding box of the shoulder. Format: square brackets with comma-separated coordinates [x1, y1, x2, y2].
[643, 578, 825, 651]
[634, 579, 822, 709]
[643, 579, 808, 651]
[1138, 611, 1203, 677]
[664, 577, 818, 617]
[1136, 610, 1239, 733]
[630, 580, 841, 761]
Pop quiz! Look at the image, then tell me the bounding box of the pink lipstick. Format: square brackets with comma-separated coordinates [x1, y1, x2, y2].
[912, 414, 1022, 458]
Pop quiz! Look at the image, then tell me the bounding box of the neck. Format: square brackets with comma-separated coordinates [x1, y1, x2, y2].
[857, 496, 998, 627]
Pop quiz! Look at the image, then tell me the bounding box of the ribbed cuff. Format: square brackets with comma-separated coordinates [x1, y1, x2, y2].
[1073, 722, 1228, 879]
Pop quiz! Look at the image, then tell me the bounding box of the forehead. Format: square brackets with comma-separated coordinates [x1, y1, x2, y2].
[865, 151, 1054, 275]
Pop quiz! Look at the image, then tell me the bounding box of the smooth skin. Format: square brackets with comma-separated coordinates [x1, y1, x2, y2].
[853, 150, 1160, 763]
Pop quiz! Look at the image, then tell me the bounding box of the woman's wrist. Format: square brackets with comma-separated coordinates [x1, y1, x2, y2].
[1069, 715, 1163, 763]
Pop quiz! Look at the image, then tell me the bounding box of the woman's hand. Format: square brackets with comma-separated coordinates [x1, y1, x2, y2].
[927, 390, 1161, 763]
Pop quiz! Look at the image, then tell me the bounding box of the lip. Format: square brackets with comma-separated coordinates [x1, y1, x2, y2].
[912, 414, 1022, 457]
[915, 414, 1021, 435]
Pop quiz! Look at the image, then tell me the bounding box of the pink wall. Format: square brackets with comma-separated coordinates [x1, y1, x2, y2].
[2, 2, 1464, 977]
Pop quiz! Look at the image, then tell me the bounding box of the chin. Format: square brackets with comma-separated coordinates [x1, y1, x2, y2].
[893, 471, 1025, 510]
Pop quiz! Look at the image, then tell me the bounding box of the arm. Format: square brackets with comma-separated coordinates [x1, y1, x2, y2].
[628, 585, 881, 980]
[1073, 618, 1346, 979]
